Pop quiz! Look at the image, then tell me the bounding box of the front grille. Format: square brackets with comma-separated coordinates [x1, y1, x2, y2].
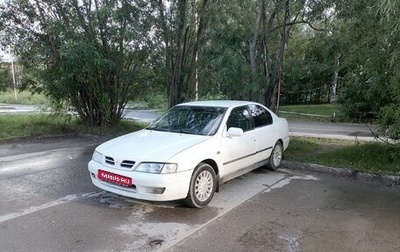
[121, 160, 135, 168]
[105, 156, 115, 165]
[105, 156, 135, 169]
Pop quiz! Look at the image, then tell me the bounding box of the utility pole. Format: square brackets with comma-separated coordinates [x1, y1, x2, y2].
[11, 59, 17, 103]
[1, 45, 18, 103]
[7, 45, 18, 103]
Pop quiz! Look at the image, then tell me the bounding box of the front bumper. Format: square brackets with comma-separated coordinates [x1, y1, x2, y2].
[88, 160, 193, 201]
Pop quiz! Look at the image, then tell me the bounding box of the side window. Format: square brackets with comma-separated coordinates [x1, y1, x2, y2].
[226, 106, 252, 132]
[249, 104, 273, 128]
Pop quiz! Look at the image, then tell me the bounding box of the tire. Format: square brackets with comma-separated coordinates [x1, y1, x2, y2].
[185, 163, 217, 208]
[266, 141, 283, 171]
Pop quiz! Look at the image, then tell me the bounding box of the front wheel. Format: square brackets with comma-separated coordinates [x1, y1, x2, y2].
[266, 141, 283, 171]
[185, 163, 217, 208]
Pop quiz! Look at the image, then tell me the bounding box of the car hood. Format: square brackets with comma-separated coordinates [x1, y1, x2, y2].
[96, 129, 210, 162]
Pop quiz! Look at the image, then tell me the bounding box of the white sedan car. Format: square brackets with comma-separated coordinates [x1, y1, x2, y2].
[88, 100, 289, 208]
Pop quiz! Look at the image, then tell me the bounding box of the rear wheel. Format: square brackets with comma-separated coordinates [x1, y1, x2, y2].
[185, 163, 217, 208]
[266, 141, 283, 171]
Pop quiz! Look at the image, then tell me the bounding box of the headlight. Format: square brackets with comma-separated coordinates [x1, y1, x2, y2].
[92, 151, 103, 163]
[134, 162, 178, 174]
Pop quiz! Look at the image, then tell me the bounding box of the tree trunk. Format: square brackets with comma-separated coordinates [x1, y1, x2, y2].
[159, 0, 211, 107]
[167, 0, 187, 108]
[249, 0, 264, 76]
[267, 0, 289, 113]
[330, 53, 340, 103]
[276, 0, 290, 113]
[193, 0, 199, 100]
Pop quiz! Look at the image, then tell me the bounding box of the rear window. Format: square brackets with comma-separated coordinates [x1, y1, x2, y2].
[249, 104, 272, 127]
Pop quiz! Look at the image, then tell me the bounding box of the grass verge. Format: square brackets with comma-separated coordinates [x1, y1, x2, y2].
[0, 90, 48, 105]
[0, 113, 146, 141]
[279, 103, 344, 122]
[285, 137, 400, 176]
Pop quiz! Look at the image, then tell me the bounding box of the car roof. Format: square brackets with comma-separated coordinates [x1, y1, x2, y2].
[177, 100, 259, 108]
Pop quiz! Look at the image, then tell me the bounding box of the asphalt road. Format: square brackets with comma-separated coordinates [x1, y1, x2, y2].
[0, 135, 399, 252]
[288, 120, 377, 141]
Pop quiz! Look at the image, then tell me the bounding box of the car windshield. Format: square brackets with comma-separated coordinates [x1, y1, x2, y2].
[147, 105, 227, 136]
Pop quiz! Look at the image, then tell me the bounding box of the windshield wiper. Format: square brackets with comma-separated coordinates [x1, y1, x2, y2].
[147, 126, 169, 132]
[177, 129, 194, 134]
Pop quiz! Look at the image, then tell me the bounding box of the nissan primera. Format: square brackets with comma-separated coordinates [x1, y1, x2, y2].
[88, 100, 289, 208]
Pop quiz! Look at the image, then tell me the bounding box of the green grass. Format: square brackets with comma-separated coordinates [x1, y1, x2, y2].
[0, 90, 48, 105]
[285, 137, 400, 176]
[0, 113, 146, 141]
[281, 103, 342, 116]
[279, 103, 345, 122]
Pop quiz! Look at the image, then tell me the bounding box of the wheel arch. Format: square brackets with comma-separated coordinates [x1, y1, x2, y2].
[276, 138, 285, 158]
[199, 159, 220, 192]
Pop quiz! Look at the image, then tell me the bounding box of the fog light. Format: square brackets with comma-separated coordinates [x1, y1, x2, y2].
[153, 187, 166, 194]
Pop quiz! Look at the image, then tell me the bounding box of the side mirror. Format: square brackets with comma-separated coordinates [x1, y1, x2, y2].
[227, 127, 243, 137]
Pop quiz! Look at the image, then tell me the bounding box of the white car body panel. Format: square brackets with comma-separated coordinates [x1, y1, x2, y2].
[95, 130, 210, 165]
[88, 160, 193, 200]
[219, 126, 258, 180]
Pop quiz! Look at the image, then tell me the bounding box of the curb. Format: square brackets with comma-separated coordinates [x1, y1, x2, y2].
[289, 132, 377, 142]
[283, 160, 400, 187]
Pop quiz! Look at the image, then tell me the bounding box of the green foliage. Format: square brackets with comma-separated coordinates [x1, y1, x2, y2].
[379, 105, 400, 140]
[1, 0, 155, 126]
[0, 64, 12, 92]
[333, 0, 400, 140]
[284, 31, 338, 104]
[199, 0, 254, 100]
[142, 94, 167, 110]
[200, 92, 228, 101]
[339, 73, 378, 121]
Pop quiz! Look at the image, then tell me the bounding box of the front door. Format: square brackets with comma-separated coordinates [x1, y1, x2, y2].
[219, 106, 257, 181]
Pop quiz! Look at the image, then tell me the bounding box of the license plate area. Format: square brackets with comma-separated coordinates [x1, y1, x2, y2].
[98, 169, 133, 187]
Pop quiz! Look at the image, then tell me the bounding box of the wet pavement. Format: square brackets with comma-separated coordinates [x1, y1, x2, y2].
[169, 172, 400, 252]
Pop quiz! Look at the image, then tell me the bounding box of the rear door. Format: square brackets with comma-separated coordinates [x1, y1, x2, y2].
[249, 104, 276, 161]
